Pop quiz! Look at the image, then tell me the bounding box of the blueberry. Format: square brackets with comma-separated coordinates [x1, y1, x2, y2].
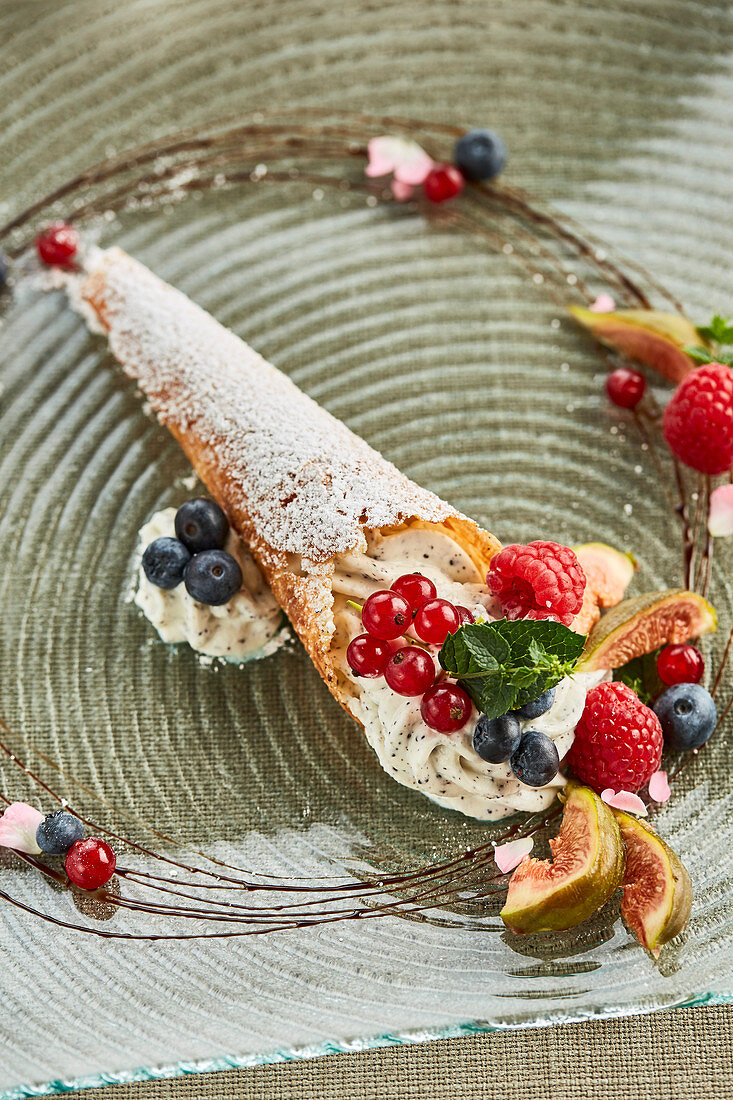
[184, 549, 242, 605]
[142, 536, 191, 589]
[0, 253, 7, 289]
[472, 712, 522, 763]
[36, 811, 84, 855]
[453, 129, 507, 182]
[513, 686, 556, 721]
[653, 683, 717, 751]
[510, 729, 559, 787]
[175, 498, 228, 554]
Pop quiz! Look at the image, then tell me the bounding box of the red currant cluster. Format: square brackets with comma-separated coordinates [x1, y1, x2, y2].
[346, 573, 474, 733]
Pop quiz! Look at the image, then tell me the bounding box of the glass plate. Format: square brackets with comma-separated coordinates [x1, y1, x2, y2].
[2, 19, 733, 1100]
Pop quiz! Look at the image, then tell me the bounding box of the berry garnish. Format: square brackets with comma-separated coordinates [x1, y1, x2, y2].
[455, 605, 475, 625]
[472, 712, 521, 763]
[36, 222, 79, 266]
[36, 811, 84, 855]
[423, 164, 464, 204]
[453, 128, 507, 181]
[606, 367, 646, 409]
[65, 838, 116, 890]
[390, 573, 437, 616]
[362, 590, 412, 640]
[487, 541, 586, 627]
[513, 686, 556, 721]
[142, 536, 191, 590]
[662, 363, 733, 474]
[568, 681, 663, 793]
[414, 598, 460, 644]
[653, 683, 717, 750]
[0, 253, 7, 289]
[384, 646, 435, 696]
[184, 549, 242, 605]
[174, 498, 229, 554]
[510, 730, 560, 787]
[420, 683, 472, 732]
[657, 643, 704, 687]
[347, 633, 393, 678]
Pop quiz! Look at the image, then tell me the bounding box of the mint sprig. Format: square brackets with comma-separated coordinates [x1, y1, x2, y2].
[685, 314, 733, 367]
[438, 618, 586, 719]
[685, 345, 733, 367]
[697, 314, 733, 345]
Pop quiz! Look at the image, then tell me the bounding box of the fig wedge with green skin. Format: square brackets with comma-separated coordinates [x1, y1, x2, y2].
[577, 589, 716, 673]
[500, 782, 625, 934]
[613, 810, 692, 957]
[568, 306, 704, 384]
[575, 542, 636, 609]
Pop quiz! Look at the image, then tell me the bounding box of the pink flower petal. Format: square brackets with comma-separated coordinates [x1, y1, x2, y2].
[0, 802, 43, 854]
[393, 152, 434, 186]
[648, 770, 671, 803]
[494, 837, 534, 873]
[365, 136, 433, 183]
[708, 484, 733, 537]
[601, 788, 648, 816]
[589, 293, 616, 313]
[365, 137, 398, 178]
[390, 179, 415, 202]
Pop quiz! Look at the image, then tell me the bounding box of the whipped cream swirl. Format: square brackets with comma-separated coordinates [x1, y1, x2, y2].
[134, 508, 286, 661]
[331, 527, 604, 821]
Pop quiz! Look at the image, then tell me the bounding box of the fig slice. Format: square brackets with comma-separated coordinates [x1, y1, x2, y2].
[500, 782, 625, 934]
[577, 589, 716, 673]
[568, 306, 703, 383]
[612, 810, 692, 956]
[574, 542, 636, 609]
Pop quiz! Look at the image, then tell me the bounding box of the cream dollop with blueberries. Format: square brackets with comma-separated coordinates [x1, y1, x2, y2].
[330, 527, 603, 821]
[135, 500, 285, 660]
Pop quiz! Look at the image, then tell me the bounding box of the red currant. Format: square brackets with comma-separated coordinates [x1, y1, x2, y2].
[346, 633, 392, 677]
[423, 164, 464, 204]
[384, 647, 435, 696]
[455, 605, 475, 625]
[390, 573, 437, 616]
[36, 222, 79, 266]
[657, 643, 704, 686]
[65, 837, 116, 890]
[606, 368, 646, 409]
[414, 599, 460, 644]
[420, 683, 473, 732]
[361, 590, 411, 640]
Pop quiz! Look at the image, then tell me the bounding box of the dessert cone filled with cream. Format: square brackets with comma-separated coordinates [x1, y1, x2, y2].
[80, 248, 600, 821]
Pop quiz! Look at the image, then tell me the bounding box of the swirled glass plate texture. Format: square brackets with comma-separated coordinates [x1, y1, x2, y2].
[2, 2, 733, 1096]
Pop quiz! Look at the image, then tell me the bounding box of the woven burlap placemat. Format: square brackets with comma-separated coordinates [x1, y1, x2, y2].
[59, 1006, 730, 1098]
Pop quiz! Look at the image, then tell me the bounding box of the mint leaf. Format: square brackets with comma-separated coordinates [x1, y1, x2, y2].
[685, 344, 717, 364]
[438, 618, 586, 719]
[697, 314, 733, 345]
[684, 345, 733, 367]
[615, 650, 663, 707]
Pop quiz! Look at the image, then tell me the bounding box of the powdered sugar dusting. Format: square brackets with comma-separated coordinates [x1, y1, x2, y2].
[82, 249, 454, 565]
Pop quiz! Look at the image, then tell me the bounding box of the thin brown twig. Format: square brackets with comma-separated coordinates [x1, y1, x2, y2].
[712, 622, 733, 698]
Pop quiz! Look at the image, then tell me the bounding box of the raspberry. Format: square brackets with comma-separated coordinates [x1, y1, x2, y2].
[487, 541, 586, 626]
[662, 363, 733, 475]
[568, 682, 663, 794]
